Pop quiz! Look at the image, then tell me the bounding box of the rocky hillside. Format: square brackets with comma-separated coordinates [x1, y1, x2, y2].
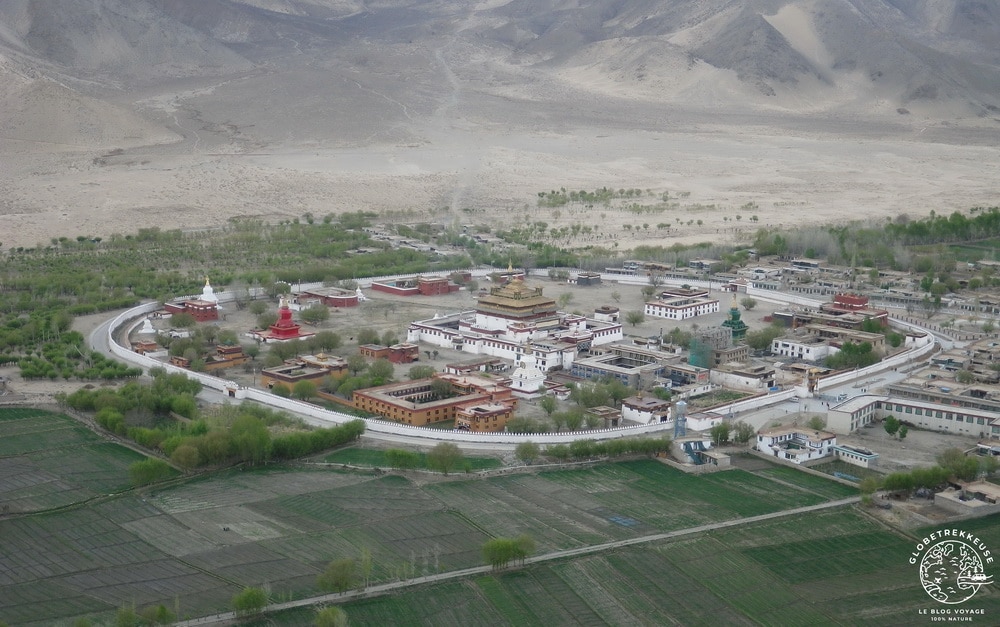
[0, 0, 998, 149]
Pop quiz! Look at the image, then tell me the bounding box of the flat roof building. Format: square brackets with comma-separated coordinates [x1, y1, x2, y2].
[164, 298, 218, 322]
[353, 374, 516, 428]
[644, 295, 720, 321]
[757, 426, 836, 464]
[298, 286, 359, 308]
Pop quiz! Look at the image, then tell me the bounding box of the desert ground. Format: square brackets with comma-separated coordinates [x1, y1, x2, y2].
[4, 6, 1000, 253]
[3, 2, 1000, 249]
[5, 101, 1000, 252]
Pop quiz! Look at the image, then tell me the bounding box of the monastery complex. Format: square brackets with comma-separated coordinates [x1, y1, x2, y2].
[406, 277, 623, 372]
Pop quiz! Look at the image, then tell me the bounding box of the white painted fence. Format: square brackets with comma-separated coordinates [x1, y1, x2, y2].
[107, 302, 675, 445]
[812, 322, 936, 392]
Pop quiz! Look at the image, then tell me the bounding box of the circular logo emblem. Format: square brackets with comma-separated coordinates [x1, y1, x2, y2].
[919, 539, 991, 604]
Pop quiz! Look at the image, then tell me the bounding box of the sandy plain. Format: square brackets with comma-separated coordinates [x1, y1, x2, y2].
[5, 116, 1000, 252]
[3, 28, 1000, 254]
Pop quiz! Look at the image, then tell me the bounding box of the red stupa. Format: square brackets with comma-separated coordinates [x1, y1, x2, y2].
[264, 297, 314, 342]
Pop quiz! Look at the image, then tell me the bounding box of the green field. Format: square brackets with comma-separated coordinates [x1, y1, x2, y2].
[297, 508, 997, 627]
[811, 459, 885, 483]
[5, 414, 976, 626]
[0, 408, 159, 513]
[947, 239, 1000, 263]
[752, 465, 860, 499]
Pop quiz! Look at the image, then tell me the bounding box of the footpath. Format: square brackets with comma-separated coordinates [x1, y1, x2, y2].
[175, 495, 860, 625]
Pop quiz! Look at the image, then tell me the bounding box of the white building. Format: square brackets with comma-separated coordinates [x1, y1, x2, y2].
[832, 444, 879, 469]
[685, 411, 726, 432]
[825, 395, 1000, 437]
[644, 295, 720, 320]
[771, 336, 836, 362]
[620, 395, 673, 425]
[756, 426, 836, 464]
[740, 267, 782, 281]
[826, 395, 885, 434]
[709, 362, 776, 392]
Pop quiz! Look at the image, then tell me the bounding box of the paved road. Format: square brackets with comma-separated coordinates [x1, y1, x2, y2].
[174, 495, 859, 626]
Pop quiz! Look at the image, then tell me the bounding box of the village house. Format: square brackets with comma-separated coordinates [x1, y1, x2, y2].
[756, 426, 837, 464]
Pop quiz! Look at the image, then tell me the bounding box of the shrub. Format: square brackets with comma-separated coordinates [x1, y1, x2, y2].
[232, 587, 268, 618]
[128, 458, 172, 486]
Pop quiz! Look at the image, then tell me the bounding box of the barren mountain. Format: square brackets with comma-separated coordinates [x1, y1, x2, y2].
[1, 0, 998, 249]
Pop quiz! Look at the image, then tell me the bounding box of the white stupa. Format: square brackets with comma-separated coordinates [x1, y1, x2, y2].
[201, 277, 219, 304]
[356, 286, 367, 302]
[138, 318, 156, 334]
[509, 348, 546, 396]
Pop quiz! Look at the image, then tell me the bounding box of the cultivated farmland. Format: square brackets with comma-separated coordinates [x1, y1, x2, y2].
[0, 408, 161, 514]
[319, 509, 1000, 626]
[12, 410, 981, 627]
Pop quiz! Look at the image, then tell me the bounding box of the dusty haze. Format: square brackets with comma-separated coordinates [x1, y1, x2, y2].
[1, 0, 998, 250]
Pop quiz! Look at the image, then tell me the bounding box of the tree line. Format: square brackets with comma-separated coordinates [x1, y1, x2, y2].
[62, 369, 365, 473]
[860, 446, 999, 502]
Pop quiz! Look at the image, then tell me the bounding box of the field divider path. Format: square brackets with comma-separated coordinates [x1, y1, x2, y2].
[174, 496, 859, 625]
[745, 472, 833, 500]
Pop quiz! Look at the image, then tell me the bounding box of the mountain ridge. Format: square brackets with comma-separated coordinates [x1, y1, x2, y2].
[0, 0, 996, 108]
[2, 0, 999, 251]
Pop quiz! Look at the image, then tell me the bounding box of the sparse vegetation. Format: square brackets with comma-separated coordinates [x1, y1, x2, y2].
[426, 442, 464, 475]
[232, 587, 268, 619]
[515, 440, 540, 465]
[625, 310, 646, 326]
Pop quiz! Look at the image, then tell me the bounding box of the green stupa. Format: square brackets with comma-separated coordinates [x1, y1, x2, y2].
[722, 293, 748, 342]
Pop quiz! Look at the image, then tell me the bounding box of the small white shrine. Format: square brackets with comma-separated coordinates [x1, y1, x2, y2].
[509, 349, 546, 398]
[201, 277, 219, 304]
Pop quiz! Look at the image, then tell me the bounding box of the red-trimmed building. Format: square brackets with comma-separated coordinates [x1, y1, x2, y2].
[388, 343, 420, 363]
[820, 293, 889, 326]
[132, 340, 160, 355]
[416, 276, 459, 295]
[203, 344, 249, 371]
[359, 343, 420, 364]
[359, 344, 390, 359]
[455, 402, 516, 432]
[164, 298, 218, 322]
[165, 344, 249, 372]
[773, 293, 890, 330]
[261, 353, 349, 389]
[298, 286, 359, 308]
[370, 275, 460, 297]
[352, 373, 517, 428]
